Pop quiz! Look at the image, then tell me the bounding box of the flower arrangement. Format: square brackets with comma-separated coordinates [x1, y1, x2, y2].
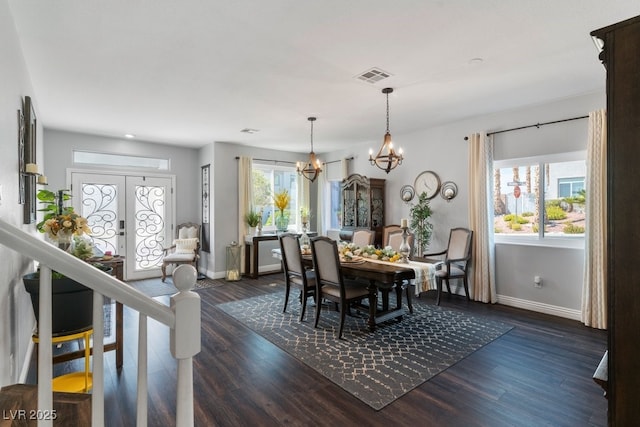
[36, 189, 91, 243]
[361, 245, 401, 263]
[273, 189, 291, 215]
[337, 241, 361, 260]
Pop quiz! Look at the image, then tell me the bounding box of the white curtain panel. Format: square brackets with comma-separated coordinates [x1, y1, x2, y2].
[467, 132, 497, 303]
[317, 167, 327, 235]
[297, 173, 310, 230]
[238, 156, 253, 273]
[582, 110, 607, 329]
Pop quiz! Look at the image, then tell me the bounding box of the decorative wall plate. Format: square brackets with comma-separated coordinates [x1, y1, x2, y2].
[400, 185, 415, 203]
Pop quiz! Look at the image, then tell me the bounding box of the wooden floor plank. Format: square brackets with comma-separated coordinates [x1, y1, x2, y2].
[27, 273, 607, 426]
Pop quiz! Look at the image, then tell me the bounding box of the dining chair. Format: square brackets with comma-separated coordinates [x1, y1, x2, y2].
[310, 236, 370, 339]
[352, 229, 375, 247]
[279, 233, 316, 321]
[161, 222, 200, 282]
[423, 227, 473, 305]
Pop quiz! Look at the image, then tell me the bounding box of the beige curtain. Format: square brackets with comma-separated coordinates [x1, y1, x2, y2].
[238, 156, 253, 273]
[467, 132, 496, 303]
[582, 110, 607, 329]
[316, 167, 327, 235]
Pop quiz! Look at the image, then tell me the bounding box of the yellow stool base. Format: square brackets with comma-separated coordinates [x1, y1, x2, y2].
[52, 372, 93, 393]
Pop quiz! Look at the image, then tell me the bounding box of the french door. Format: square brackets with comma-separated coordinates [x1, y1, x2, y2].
[70, 172, 174, 280]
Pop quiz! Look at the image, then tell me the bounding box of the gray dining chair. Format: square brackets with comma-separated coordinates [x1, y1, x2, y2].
[310, 236, 370, 339]
[279, 233, 316, 322]
[423, 227, 473, 305]
[352, 229, 375, 247]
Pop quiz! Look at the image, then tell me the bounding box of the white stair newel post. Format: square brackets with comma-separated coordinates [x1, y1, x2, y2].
[37, 266, 53, 427]
[170, 265, 201, 427]
[92, 290, 105, 427]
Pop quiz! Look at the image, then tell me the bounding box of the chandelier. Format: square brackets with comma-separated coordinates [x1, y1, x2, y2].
[369, 87, 403, 173]
[297, 117, 322, 182]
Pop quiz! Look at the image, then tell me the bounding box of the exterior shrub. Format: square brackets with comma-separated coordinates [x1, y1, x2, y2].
[522, 212, 534, 217]
[511, 223, 522, 231]
[563, 223, 585, 234]
[546, 205, 567, 220]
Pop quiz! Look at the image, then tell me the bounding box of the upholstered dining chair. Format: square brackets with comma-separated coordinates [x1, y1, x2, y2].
[161, 222, 200, 282]
[351, 229, 375, 247]
[383, 224, 414, 253]
[423, 227, 473, 305]
[279, 233, 316, 321]
[310, 236, 370, 339]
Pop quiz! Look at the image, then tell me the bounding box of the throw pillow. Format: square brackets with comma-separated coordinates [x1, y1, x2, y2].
[174, 238, 198, 254]
[178, 226, 198, 239]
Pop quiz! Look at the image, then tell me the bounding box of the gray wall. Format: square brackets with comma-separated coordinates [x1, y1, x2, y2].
[0, 0, 43, 386]
[43, 129, 200, 226]
[325, 91, 604, 318]
[211, 142, 312, 276]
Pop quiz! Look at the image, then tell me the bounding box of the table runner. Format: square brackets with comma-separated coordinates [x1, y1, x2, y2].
[362, 257, 436, 295]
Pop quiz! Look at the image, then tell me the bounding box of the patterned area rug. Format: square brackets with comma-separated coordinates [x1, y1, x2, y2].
[127, 276, 224, 297]
[218, 291, 513, 410]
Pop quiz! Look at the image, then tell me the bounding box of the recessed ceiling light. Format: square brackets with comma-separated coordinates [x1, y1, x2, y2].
[468, 58, 484, 65]
[124, 133, 135, 138]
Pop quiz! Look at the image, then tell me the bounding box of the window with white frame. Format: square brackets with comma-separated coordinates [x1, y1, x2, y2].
[328, 181, 342, 229]
[252, 162, 299, 230]
[493, 151, 586, 240]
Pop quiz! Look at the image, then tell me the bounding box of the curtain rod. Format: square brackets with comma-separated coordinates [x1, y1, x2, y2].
[234, 156, 353, 165]
[463, 115, 589, 140]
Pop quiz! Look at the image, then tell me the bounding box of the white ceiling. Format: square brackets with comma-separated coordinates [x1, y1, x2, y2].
[8, 1, 639, 153]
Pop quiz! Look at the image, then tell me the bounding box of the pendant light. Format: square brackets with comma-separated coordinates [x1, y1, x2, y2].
[297, 117, 322, 183]
[369, 87, 403, 173]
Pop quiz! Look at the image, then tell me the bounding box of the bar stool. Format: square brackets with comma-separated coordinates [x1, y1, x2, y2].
[32, 327, 93, 393]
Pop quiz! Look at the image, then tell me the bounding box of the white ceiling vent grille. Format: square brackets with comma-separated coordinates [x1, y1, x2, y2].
[355, 67, 392, 84]
[240, 128, 259, 134]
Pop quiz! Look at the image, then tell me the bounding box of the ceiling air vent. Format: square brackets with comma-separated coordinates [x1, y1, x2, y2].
[355, 67, 392, 84]
[240, 128, 259, 134]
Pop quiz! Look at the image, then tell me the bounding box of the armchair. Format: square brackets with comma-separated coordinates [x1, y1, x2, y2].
[423, 227, 473, 305]
[161, 222, 200, 282]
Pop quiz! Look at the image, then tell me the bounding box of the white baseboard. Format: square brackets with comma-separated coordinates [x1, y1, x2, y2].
[496, 294, 581, 321]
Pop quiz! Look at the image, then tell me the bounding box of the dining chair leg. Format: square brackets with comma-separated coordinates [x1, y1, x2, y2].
[299, 293, 307, 322]
[404, 281, 414, 314]
[463, 276, 471, 300]
[338, 303, 347, 339]
[436, 277, 442, 306]
[314, 298, 322, 328]
[283, 282, 290, 313]
[444, 278, 452, 295]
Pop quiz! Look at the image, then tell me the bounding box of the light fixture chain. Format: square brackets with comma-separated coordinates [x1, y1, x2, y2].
[310, 118, 314, 151]
[386, 91, 390, 133]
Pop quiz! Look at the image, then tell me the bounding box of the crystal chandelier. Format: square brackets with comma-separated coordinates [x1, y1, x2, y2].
[369, 87, 403, 173]
[297, 117, 322, 182]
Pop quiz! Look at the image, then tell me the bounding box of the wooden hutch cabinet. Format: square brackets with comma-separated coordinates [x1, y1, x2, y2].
[339, 173, 385, 245]
[591, 14, 640, 425]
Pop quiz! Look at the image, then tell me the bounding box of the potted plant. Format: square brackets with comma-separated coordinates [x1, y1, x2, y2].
[23, 189, 101, 334]
[245, 210, 260, 235]
[409, 192, 434, 257]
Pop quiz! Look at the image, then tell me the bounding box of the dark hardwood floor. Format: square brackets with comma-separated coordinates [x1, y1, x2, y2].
[30, 274, 608, 426]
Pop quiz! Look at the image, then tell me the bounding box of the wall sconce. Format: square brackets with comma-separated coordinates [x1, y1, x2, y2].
[440, 181, 458, 202]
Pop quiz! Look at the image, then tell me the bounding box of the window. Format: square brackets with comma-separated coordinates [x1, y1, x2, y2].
[328, 181, 342, 229]
[493, 152, 586, 240]
[73, 150, 170, 170]
[252, 162, 298, 230]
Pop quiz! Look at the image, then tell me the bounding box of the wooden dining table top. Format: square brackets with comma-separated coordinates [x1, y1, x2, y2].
[301, 254, 415, 284]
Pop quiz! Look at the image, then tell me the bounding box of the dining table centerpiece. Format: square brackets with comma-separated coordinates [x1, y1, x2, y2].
[361, 245, 402, 263]
[273, 189, 291, 232]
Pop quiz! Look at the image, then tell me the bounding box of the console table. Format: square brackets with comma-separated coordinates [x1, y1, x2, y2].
[244, 232, 317, 279]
